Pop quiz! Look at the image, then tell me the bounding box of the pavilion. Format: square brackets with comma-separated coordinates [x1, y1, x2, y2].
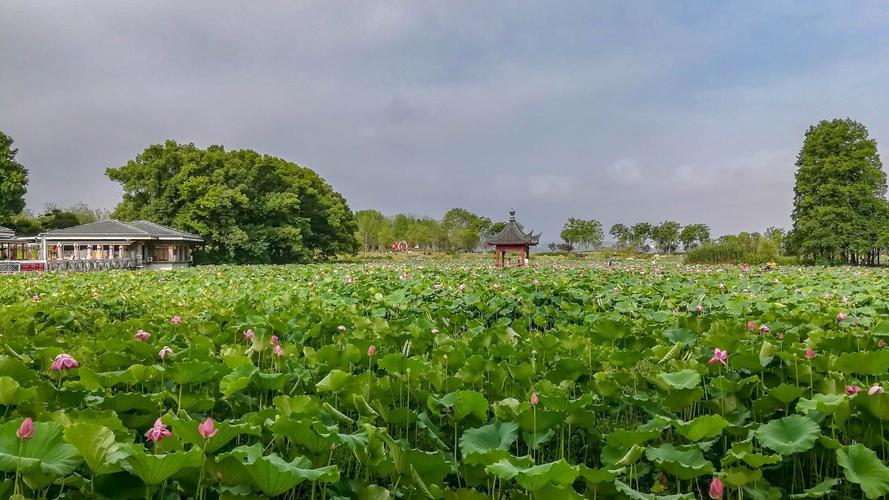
[485, 210, 540, 268]
[42, 220, 202, 270]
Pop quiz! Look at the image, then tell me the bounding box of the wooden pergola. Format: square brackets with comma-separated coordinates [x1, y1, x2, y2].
[485, 210, 540, 268]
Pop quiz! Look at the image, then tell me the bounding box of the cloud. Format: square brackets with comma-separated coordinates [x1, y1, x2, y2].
[1, 1, 887, 239]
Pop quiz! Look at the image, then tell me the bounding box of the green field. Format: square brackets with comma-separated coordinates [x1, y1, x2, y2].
[2, 259, 889, 498]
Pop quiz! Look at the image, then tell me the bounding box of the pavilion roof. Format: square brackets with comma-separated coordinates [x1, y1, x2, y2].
[44, 220, 203, 242]
[0, 225, 13, 239]
[485, 210, 541, 246]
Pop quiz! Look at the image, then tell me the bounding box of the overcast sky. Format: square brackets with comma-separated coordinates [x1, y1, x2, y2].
[2, 1, 889, 240]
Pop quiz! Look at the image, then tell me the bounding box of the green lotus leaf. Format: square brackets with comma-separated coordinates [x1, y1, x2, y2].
[645, 443, 713, 480]
[768, 384, 805, 404]
[274, 395, 320, 417]
[0, 376, 38, 405]
[723, 466, 762, 487]
[614, 479, 695, 499]
[459, 421, 519, 465]
[0, 420, 82, 489]
[168, 415, 260, 453]
[315, 369, 352, 393]
[428, 390, 488, 422]
[723, 441, 782, 468]
[220, 443, 339, 496]
[63, 423, 129, 475]
[796, 394, 848, 416]
[514, 459, 578, 492]
[484, 455, 535, 481]
[658, 369, 701, 390]
[853, 392, 889, 421]
[835, 351, 889, 376]
[672, 414, 729, 441]
[169, 360, 217, 385]
[755, 415, 820, 455]
[219, 364, 258, 397]
[788, 477, 840, 499]
[124, 446, 202, 485]
[837, 444, 889, 499]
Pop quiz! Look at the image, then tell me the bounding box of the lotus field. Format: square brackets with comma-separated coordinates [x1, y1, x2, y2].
[3, 260, 889, 499]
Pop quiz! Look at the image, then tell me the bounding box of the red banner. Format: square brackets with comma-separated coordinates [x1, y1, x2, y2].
[20, 263, 45, 272]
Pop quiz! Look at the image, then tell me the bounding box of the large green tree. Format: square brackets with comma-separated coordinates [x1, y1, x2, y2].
[790, 119, 888, 264]
[354, 209, 388, 252]
[609, 223, 631, 249]
[679, 223, 710, 251]
[441, 208, 491, 251]
[651, 220, 681, 253]
[107, 141, 357, 263]
[560, 218, 603, 250]
[0, 132, 28, 219]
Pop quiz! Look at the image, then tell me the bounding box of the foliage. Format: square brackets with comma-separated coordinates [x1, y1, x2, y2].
[106, 140, 357, 263]
[609, 223, 631, 249]
[0, 131, 28, 220]
[560, 218, 603, 250]
[650, 221, 681, 253]
[0, 258, 888, 498]
[679, 224, 710, 251]
[685, 231, 781, 264]
[441, 208, 492, 252]
[790, 119, 889, 265]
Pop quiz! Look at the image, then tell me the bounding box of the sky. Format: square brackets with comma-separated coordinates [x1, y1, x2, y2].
[2, 1, 889, 242]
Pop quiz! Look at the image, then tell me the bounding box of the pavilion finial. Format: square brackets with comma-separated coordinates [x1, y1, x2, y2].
[508, 209, 516, 221]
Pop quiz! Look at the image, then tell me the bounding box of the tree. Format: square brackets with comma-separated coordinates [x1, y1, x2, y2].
[651, 221, 681, 253]
[355, 209, 387, 252]
[106, 140, 357, 263]
[441, 208, 491, 251]
[561, 218, 603, 250]
[629, 222, 652, 252]
[790, 119, 888, 264]
[679, 224, 711, 251]
[609, 223, 631, 249]
[38, 209, 81, 230]
[0, 131, 28, 219]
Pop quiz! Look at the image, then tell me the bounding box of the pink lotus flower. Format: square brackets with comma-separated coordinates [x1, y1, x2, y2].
[145, 418, 173, 443]
[869, 385, 885, 396]
[708, 348, 728, 366]
[51, 353, 79, 371]
[431, 328, 439, 334]
[804, 347, 815, 360]
[836, 312, 847, 322]
[530, 393, 539, 406]
[198, 417, 218, 439]
[134, 330, 151, 341]
[880, 339, 886, 348]
[709, 477, 723, 499]
[842, 296, 849, 304]
[696, 304, 703, 312]
[16, 418, 34, 440]
[31, 295, 40, 302]
[758, 325, 771, 334]
[718, 283, 725, 289]
[458, 284, 466, 292]
[613, 286, 621, 293]
[269, 335, 279, 346]
[747, 320, 756, 331]
[846, 385, 863, 395]
[367, 345, 377, 357]
[159, 346, 174, 360]
[492, 283, 500, 290]
[742, 264, 749, 273]
[532, 279, 540, 286]
[337, 325, 347, 332]
[433, 283, 443, 289]
[244, 329, 254, 341]
[170, 316, 182, 325]
[777, 333, 785, 340]
[273, 345, 284, 357]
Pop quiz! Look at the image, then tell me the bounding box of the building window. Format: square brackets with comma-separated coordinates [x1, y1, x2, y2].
[153, 245, 169, 262]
